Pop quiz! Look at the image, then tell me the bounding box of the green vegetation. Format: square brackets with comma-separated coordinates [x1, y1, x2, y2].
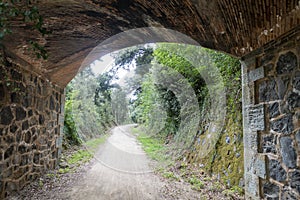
[115, 44, 243, 190]
[188, 176, 205, 191]
[58, 167, 71, 174]
[134, 128, 166, 162]
[68, 149, 93, 165]
[59, 134, 108, 174]
[63, 68, 117, 145]
[84, 134, 109, 153]
[62, 43, 243, 191]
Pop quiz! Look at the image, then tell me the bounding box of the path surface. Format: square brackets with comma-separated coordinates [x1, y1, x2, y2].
[67, 124, 164, 200]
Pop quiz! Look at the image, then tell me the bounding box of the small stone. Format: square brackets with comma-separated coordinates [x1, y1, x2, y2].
[28, 110, 33, 117]
[22, 94, 32, 108]
[16, 107, 26, 121]
[263, 182, 279, 199]
[0, 106, 13, 125]
[10, 124, 18, 133]
[270, 114, 293, 134]
[24, 131, 31, 143]
[225, 136, 230, 144]
[11, 92, 21, 103]
[39, 115, 45, 125]
[33, 153, 40, 164]
[281, 188, 298, 200]
[269, 102, 280, 119]
[4, 145, 14, 160]
[262, 134, 277, 154]
[293, 71, 300, 91]
[280, 136, 297, 168]
[276, 51, 298, 75]
[50, 96, 55, 110]
[276, 76, 289, 99]
[18, 145, 27, 154]
[259, 79, 279, 102]
[289, 170, 300, 195]
[295, 130, 300, 147]
[22, 120, 29, 130]
[269, 159, 287, 182]
[286, 92, 300, 110]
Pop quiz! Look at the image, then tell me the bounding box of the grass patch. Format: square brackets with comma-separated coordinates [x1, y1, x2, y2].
[134, 128, 166, 162]
[67, 134, 109, 166]
[67, 149, 93, 165]
[84, 134, 109, 153]
[162, 171, 179, 180]
[58, 167, 71, 174]
[188, 176, 204, 191]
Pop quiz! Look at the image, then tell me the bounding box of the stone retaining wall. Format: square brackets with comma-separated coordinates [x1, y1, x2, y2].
[242, 29, 300, 199]
[0, 55, 64, 198]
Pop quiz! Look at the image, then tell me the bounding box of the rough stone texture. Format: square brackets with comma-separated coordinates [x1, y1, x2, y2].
[289, 170, 300, 195]
[270, 114, 294, 135]
[276, 52, 298, 75]
[269, 159, 287, 182]
[248, 104, 265, 131]
[0, 57, 64, 198]
[263, 182, 280, 200]
[242, 31, 300, 199]
[280, 137, 297, 169]
[2, 0, 300, 87]
[262, 134, 277, 154]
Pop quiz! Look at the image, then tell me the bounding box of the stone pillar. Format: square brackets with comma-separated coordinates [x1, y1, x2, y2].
[241, 29, 300, 199]
[0, 55, 65, 198]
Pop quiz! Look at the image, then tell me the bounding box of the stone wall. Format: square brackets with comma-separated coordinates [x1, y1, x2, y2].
[241, 29, 300, 199]
[0, 55, 64, 198]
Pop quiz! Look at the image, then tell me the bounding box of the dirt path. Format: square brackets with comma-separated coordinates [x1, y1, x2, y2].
[10, 125, 209, 200]
[67, 124, 164, 200]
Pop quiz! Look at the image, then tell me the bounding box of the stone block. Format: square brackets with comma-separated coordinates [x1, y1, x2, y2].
[253, 154, 267, 179]
[281, 188, 298, 200]
[16, 107, 26, 121]
[275, 76, 290, 99]
[280, 136, 297, 169]
[262, 134, 277, 154]
[296, 130, 300, 147]
[268, 102, 280, 119]
[289, 170, 300, 195]
[4, 145, 14, 160]
[276, 51, 298, 75]
[270, 114, 293, 134]
[263, 182, 279, 199]
[248, 104, 265, 131]
[248, 67, 265, 82]
[259, 79, 279, 102]
[286, 92, 300, 110]
[245, 172, 260, 198]
[244, 132, 258, 151]
[22, 120, 29, 131]
[269, 159, 287, 182]
[293, 71, 300, 91]
[0, 106, 13, 125]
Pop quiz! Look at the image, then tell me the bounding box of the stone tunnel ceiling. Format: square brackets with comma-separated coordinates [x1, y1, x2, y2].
[3, 0, 300, 87]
